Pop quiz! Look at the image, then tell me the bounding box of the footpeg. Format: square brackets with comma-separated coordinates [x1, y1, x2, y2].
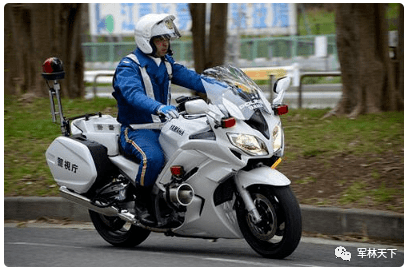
[118, 210, 137, 224]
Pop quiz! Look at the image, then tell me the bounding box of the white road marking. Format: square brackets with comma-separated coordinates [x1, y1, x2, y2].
[6, 242, 84, 249]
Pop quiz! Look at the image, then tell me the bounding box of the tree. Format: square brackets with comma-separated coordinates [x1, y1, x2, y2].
[189, 4, 207, 74]
[189, 3, 228, 99]
[189, 3, 228, 73]
[326, 4, 404, 118]
[4, 3, 84, 98]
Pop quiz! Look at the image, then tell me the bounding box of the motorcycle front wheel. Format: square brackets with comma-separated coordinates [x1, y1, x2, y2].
[236, 185, 302, 259]
[89, 210, 151, 247]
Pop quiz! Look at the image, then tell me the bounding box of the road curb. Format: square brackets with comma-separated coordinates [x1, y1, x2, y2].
[4, 197, 403, 242]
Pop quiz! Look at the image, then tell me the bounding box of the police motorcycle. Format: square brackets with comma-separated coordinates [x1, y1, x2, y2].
[43, 57, 301, 259]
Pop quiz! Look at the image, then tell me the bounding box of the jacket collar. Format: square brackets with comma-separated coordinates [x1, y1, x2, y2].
[134, 48, 169, 67]
[132, 48, 151, 67]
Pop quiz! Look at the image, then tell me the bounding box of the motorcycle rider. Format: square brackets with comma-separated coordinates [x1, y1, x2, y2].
[112, 13, 206, 225]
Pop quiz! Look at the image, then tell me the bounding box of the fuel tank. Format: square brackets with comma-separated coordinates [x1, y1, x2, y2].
[159, 116, 211, 160]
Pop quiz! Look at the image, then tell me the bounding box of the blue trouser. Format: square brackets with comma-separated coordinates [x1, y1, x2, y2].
[119, 127, 165, 187]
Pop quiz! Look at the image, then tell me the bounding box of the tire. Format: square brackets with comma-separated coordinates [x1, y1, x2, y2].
[89, 210, 151, 247]
[236, 185, 302, 259]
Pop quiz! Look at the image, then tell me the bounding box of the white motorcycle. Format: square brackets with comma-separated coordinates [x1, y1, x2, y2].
[43, 58, 301, 259]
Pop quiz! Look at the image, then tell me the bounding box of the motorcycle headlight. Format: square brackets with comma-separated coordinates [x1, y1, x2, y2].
[272, 124, 283, 152]
[228, 133, 268, 156]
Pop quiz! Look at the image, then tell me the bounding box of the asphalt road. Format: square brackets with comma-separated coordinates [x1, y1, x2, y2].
[4, 223, 403, 267]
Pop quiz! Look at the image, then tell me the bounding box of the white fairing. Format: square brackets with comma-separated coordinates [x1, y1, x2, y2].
[159, 116, 211, 161]
[46, 136, 97, 193]
[236, 167, 291, 188]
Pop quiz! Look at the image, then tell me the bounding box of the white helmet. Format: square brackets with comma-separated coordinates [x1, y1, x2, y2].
[134, 13, 181, 55]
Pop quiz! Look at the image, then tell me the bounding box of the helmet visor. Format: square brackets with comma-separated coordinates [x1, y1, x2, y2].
[151, 17, 181, 40]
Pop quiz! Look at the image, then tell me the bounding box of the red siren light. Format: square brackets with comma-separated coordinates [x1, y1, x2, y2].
[42, 57, 65, 80]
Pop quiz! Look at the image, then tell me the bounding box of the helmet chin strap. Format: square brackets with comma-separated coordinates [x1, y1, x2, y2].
[148, 40, 158, 57]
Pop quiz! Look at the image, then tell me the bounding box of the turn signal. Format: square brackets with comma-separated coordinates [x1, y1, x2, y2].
[271, 158, 282, 169]
[221, 117, 236, 128]
[170, 165, 184, 177]
[273, 104, 288, 115]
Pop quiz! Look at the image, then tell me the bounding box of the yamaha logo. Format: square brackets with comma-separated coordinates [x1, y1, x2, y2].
[170, 125, 184, 136]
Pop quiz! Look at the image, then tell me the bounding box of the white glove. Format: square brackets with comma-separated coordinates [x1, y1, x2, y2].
[157, 105, 179, 119]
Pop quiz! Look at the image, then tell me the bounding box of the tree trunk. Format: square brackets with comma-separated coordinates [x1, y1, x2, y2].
[189, 3, 207, 74]
[327, 4, 402, 118]
[4, 3, 84, 98]
[189, 3, 227, 100]
[207, 3, 228, 68]
[394, 4, 404, 110]
[189, 3, 228, 73]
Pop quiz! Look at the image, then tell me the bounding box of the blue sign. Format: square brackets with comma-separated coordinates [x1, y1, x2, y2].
[89, 3, 296, 36]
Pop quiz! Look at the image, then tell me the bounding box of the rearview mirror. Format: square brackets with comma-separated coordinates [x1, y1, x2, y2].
[185, 99, 209, 114]
[273, 77, 291, 94]
[272, 77, 290, 105]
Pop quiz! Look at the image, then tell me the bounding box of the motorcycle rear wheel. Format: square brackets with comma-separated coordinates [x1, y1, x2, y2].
[89, 210, 151, 247]
[236, 185, 302, 259]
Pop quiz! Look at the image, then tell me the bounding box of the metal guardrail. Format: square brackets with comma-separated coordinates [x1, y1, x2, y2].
[85, 65, 301, 101]
[92, 72, 115, 96]
[85, 69, 342, 109]
[297, 71, 341, 108]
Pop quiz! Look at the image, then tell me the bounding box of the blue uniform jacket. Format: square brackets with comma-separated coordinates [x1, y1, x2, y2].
[112, 48, 206, 126]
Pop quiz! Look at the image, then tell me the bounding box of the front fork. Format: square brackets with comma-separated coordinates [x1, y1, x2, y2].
[234, 176, 262, 224]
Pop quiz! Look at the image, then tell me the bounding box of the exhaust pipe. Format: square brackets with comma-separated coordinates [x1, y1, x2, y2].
[59, 186, 120, 217]
[59, 186, 171, 232]
[168, 183, 194, 206]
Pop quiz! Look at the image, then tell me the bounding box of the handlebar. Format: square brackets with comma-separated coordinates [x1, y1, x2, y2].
[129, 122, 166, 130]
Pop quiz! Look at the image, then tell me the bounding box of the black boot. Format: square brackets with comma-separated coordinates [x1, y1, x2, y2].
[134, 185, 155, 226]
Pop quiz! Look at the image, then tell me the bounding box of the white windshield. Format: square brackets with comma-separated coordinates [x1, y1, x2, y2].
[201, 65, 271, 120]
